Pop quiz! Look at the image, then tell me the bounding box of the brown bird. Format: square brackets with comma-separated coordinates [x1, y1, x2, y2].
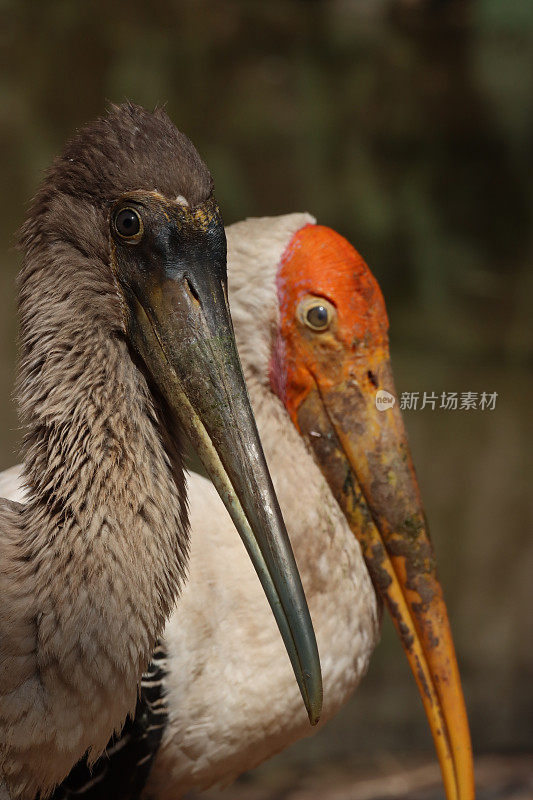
[25, 213, 473, 800]
[0, 110, 321, 800]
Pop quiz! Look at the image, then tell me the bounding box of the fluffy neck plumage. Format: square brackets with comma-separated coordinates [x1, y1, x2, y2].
[0, 238, 188, 799]
[20, 330, 188, 674]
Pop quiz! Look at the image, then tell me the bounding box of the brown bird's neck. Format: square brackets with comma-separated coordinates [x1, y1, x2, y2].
[19, 327, 188, 658]
[1, 241, 188, 798]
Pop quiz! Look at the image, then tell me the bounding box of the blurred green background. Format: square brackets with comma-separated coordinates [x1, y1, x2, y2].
[1, 0, 532, 796]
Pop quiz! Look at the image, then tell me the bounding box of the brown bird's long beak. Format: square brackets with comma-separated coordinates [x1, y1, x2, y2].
[111, 193, 322, 725]
[297, 352, 474, 799]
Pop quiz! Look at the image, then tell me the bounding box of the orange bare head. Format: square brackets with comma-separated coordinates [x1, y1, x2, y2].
[271, 224, 389, 420]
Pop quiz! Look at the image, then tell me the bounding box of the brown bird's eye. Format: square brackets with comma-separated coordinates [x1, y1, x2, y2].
[114, 208, 142, 240]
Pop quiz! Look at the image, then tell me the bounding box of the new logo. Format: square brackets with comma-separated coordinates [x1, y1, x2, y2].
[375, 389, 396, 411]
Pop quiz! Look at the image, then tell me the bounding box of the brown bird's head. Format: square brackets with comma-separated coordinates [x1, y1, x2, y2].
[16, 105, 322, 726]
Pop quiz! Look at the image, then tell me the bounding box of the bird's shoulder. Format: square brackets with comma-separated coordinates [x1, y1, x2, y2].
[0, 494, 40, 737]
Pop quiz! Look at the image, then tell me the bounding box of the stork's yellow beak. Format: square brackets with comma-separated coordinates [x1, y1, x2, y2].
[297, 353, 474, 800]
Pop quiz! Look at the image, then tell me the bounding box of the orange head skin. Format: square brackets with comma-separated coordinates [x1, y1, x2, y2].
[270, 224, 390, 423]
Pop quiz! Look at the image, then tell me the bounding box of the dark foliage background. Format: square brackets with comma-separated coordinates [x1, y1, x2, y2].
[1, 0, 531, 794]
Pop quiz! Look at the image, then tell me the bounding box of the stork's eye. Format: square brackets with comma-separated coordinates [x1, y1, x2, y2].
[298, 297, 334, 332]
[306, 304, 329, 329]
[114, 208, 142, 241]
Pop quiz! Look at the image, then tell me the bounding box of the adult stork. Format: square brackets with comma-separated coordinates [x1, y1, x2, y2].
[9, 213, 474, 799]
[144, 215, 474, 800]
[0, 114, 322, 800]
